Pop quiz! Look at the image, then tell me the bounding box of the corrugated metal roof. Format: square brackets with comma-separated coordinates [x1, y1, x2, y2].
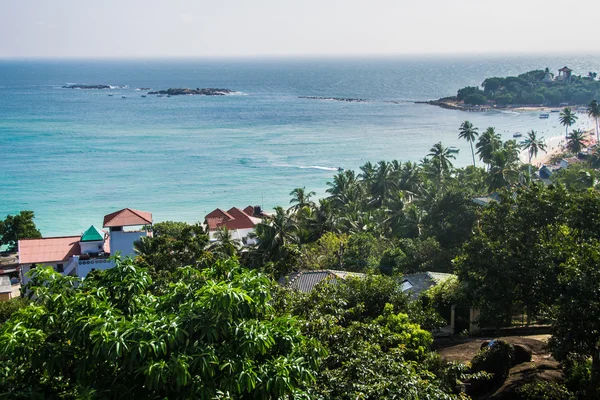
[279, 270, 366, 293]
[401, 272, 455, 299]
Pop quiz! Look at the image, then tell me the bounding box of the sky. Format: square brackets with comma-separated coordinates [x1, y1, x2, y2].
[0, 0, 599, 58]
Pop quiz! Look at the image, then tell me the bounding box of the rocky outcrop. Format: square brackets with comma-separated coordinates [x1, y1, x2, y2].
[147, 88, 234, 96]
[62, 84, 111, 89]
[299, 96, 368, 102]
[415, 97, 465, 110]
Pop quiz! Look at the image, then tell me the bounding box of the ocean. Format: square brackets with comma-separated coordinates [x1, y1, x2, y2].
[0, 54, 598, 236]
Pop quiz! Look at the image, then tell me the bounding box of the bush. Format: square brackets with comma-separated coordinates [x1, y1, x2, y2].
[464, 93, 487, 105]
[0, 297, 28, 324]
[516, 380, 574, 400]
[471, 339, 515, 379]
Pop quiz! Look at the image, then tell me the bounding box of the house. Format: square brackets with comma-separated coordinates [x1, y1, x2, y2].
[18, 208, 152, 283]
[0, 275, 20, 301]
[558, 66, 572, 82]
[400, 271, 455, 300]
[560, 157, 584, 169]
[278, 270, 366, 292]
[471, 192, 501, 207]
[204, 205, 266, 245]
[401, 272, 480, 334]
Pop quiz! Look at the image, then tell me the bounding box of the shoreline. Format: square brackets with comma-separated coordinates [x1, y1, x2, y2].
[520, 128, 597, 167]
[420, 99, 590, 113]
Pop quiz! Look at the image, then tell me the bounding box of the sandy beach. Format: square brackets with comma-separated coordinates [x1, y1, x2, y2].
[520, 128, 598, 166]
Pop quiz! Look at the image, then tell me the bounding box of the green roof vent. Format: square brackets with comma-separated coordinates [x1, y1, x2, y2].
[81, 225, 104, 242]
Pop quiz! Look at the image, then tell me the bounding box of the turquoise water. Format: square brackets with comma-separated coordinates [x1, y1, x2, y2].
[1, 55, 598, 236]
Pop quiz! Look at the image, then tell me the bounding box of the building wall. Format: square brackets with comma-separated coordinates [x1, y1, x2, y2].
[80, 240, 105, 255]
[109, 230, 147, 258]
[21, 262, 64, 284]
[77, 259, 115, 278]
[209, 228, 257, 245]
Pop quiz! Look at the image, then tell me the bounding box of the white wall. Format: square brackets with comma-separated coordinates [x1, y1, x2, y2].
[109, 230, 147, 258]
[77, 259, 115, 278]
[209, 228, 257, 246]
[80, 240, 105, 255]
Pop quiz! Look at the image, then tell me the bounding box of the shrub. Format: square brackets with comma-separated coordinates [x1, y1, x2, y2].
[516, 380, 574, 400]
[471, 339, 515, 379]
[464, 93, 487, 105]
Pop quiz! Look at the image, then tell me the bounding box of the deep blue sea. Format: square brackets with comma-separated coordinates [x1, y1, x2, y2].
[1, 55, 598, 236]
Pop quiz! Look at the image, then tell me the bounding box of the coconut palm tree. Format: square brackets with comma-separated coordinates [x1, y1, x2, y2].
[566, 129, 586, 154]
[587, 100, 600, 143]
[487, 147, 520, 190]
[289, 187, 316, 212]
[369, 160, 397, 207]
[559, 107, 578, 139]
[428, 142, 455, 172]
[253, 206, 299, 262]
[326, 170, 360, 207]
[476, 127, 502, 166]
[458, 120, 479, 167]
[521, 130, 547, 176]
[208, 227, 241, 258]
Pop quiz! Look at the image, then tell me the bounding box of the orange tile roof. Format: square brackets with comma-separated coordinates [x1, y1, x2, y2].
[103, 208, 152, 227]
[18, 236, 81, 264]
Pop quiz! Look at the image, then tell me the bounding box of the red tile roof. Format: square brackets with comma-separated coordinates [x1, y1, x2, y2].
[243, 206, 255, 216]
[204, 207, 259, 231]
[103, 208, 152, 227]
[18, 236, 81, 264]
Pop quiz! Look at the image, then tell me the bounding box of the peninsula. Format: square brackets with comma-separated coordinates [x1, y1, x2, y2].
[421, 67, 600, 111]
[147, 88, 234, 96]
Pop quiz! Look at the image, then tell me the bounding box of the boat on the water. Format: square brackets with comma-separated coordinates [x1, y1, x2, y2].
[141, 95, 147, 98]
[513, 132, 523, 138]
[551, 110, 560, 113]
[337, 167, 344, 172]
[539, 113, 549, 119]
[121, 95, 126, 99]
[448, 146, 460, 153]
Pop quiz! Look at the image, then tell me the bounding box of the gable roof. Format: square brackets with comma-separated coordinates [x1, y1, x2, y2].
[401, 272, 455, 299]
[80, 225, 105, 242]
[18, 236, 81, 264]
[204, 207, 260, 231]
[103, 208, 152, 227]
[559, 66, 572, 72]
[279, 270, 366, 293]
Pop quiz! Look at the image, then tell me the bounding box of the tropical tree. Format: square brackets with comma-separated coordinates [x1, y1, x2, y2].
[559, 107, 578, 139]
[486, 143, 520, 190]
[426, 142, 455, 184]
[0, 258, 320, 398]
[253, 206, 299, 263]
[458, 120, 479, 167]
[476, 127, 502, 166]
[369, 160, 397, 208]
[521, 130, 547, 176]
[207, 226, 241, 258]
[0, 211, 42, 251]
[289, 187, 316, 212]
[566, 129, 586, 154]
[587, 99, 600, 143]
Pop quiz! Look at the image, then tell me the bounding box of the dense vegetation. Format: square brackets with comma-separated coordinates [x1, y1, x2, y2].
[5, 114, 600, 397]
[453, 69, 600, 106]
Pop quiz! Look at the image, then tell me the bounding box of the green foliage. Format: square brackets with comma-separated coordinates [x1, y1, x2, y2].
[0, 258, 320, 399]
[277, 277, 458, 399]
[298, 232, 348, 270]
[0, 210, 42, 251]
[341, 232, 385, 272]
[563, 356, 591, 396]
[516, 381, 574, 400]
[464, 93, 487, 105]
[457, 86, 483, 101]
[0, 297, 28, 324]
[471, 340, 515, 379]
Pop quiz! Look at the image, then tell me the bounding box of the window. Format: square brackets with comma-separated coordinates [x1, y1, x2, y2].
[57, 263, 64, 273]
[30, 263, 37, 269]
[400, 280, 413, 292]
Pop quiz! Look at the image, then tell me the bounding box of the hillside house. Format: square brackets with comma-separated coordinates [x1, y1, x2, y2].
[18, 208, 152, 283]
[204, 205, 267, 245]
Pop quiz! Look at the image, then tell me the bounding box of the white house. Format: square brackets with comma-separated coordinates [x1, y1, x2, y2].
[18, 208, 152, 283]
[204, 206, 266, 246]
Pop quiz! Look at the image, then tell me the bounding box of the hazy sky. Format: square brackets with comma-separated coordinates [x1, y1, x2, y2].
[1, 0, 598, 58]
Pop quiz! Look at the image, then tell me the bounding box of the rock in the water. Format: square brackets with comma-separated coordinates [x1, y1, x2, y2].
[62, 84, 111, 89]
[147, 88, 234, 96]
[513, 344, 533, 364]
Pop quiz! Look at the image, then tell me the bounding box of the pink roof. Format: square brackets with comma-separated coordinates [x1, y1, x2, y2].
[224, 207, 258, 230]
[18, 236, 81, 264]
[103, 208, 152, 227]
